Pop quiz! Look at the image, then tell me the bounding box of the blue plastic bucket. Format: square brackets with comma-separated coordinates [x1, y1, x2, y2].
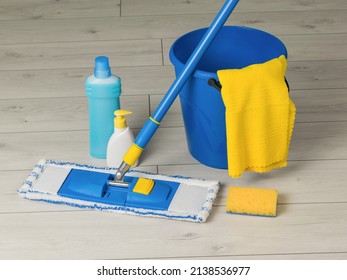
[169, 26, 287, 169]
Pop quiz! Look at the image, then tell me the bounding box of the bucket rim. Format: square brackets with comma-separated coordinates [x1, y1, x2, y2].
[169, 25, 288, 80]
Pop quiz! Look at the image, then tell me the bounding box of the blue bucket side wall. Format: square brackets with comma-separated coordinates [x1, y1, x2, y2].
[178, 73, 228, 169]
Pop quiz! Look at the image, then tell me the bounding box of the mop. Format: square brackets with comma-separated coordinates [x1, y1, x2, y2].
[18, 0, 241, 223]
[18, 160, 219, 222]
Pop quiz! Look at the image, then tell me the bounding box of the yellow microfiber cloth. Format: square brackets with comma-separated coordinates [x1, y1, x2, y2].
[226, 186, 278, 217]
[217, 55, 296, 178]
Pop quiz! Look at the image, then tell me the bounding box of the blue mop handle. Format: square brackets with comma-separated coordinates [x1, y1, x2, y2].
[123, 0, 240, 166]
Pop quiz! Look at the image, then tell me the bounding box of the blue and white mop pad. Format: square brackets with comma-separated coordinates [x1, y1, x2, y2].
[18, 160, 219, 223]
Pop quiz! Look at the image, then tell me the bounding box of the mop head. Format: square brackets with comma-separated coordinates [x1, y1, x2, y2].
[226, 186, 278, 217]
[18, 160, 219, 223]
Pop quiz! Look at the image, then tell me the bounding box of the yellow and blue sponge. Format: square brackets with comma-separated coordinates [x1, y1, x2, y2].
[226, 186, 278, 217]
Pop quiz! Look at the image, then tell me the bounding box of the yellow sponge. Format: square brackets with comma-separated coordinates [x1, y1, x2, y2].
[226, 186, 278, 217]
[133, 178, 155, 195]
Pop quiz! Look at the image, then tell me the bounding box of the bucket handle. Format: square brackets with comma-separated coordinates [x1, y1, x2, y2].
[208, 77, 290, 92]
[208, 78, 222, 92]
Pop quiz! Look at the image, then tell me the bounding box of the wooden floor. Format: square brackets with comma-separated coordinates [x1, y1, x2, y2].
[1, 0, 347, 260]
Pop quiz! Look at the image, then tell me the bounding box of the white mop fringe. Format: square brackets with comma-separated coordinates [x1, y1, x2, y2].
[18, 159, 220, 223]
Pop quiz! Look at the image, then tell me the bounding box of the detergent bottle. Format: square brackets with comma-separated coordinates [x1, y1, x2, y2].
[107, 110, 138, 168]
[86, 56, 121, 159]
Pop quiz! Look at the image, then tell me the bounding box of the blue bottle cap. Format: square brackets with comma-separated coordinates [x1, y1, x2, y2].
[94, 56, 111, 79]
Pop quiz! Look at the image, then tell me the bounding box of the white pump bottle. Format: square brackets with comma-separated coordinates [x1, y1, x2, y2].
[106, 110, 138, 168]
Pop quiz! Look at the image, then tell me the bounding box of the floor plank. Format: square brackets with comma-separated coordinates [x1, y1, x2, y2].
[0, 95, 149, 133]
[291, 89, 347, 122]
[158, 160, 347, 205]
[1, 121, 347, 171]
[1, 10, 345, 45]
[1, 203, 346, 259]
[0, 0, 120, 20]
[280, 34, 347, 62]
[176, 252, 347, 260]
[290, 122, 347, 161]
[0, 131, 110, 171]
[0, 39, 162, 71]
[0, 66, 174, 99]
[121, 0, 347, 16]
[0, 60, 345, 100]
[0, 129, 192, 171]
[286, 60, 347, 90]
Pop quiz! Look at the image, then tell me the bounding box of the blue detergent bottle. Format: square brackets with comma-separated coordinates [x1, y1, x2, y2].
[86, 56, 121, 159]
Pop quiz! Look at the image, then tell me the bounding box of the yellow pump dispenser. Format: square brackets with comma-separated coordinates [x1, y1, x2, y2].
[114, 110, 132, 129]
[107, 110, 137, 168]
